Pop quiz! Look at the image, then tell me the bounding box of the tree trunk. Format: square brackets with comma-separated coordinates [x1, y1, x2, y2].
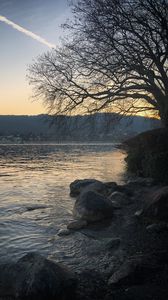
[159, 107, 168, 128]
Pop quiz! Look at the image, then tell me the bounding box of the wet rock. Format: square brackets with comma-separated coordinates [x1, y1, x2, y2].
[67, 220, 88, 230]
[73, 190, 113, 222]
[57, 228, 71, 236]
[142, 186, 168, 221]
[109, 191, 131, 208]
[0, 253, 76, 300]
[70, 179, 103, 197]
[25, 204, 48, 211]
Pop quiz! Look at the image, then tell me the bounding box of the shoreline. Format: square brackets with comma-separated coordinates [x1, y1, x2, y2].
[1, 177, 168, 299]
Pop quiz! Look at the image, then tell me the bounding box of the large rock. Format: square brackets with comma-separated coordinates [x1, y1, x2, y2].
[0, 253, 76, 300]
[70, 179, 105, 197]
[142, 186, 168, 221]
[73, 190, 113, 222]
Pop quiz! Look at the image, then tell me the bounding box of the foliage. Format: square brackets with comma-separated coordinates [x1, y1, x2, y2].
[126, 128, 168, 182]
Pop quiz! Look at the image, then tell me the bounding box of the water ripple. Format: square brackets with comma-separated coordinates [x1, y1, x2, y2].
[0, 143, 126, 268]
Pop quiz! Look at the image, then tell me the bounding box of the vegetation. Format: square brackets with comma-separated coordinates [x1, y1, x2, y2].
[29, 0, 168, 126]
[125, 128, 168, 182]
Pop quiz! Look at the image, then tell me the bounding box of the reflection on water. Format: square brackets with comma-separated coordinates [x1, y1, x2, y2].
[0, 143, 126, 266]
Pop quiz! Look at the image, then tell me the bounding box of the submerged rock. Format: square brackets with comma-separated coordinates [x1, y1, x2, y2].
[73, 190, 113, 222]
[57, 228, 72, 236]
[70, 179, 104, 197]
[0, 253, 76, 300]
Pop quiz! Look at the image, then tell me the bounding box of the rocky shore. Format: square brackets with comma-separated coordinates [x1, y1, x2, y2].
[1, 177, 168, 299]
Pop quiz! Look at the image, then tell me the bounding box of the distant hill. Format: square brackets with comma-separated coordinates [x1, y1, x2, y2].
[0, 113, 161, 142]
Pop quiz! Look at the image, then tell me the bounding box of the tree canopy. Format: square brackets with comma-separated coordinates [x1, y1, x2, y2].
[28, 0, 168, 126]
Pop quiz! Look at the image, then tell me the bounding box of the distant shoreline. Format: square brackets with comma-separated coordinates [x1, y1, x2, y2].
[0, 141, 122, 146]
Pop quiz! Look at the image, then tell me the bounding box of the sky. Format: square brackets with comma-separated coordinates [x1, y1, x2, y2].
[0, 0, 71, 115]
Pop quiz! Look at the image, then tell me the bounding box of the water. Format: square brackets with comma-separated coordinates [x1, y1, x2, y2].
[0, 143, 126, 270]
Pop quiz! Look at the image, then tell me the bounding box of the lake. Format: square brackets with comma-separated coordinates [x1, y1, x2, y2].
[0, 143, 126, 269]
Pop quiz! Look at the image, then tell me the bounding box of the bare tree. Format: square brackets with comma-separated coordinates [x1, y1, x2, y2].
[28, 0, 168, 126]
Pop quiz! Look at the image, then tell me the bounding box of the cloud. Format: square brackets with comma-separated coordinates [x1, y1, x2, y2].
[0, 15, 56, 49]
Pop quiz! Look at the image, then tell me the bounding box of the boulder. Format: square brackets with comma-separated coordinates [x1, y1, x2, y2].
[70, 179, 104, 197]
[142, 186, 168, 221]
[84, 181, 108, 195]
[109, 191, 131, 208]
[73, 190, 113, 222]
[0, 253, 76, 300]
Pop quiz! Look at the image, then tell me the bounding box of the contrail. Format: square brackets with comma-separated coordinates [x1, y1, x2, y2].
[0, 15, 56, 49]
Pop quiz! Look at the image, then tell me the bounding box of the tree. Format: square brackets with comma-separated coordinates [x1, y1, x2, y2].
[28, 0, 168, 126]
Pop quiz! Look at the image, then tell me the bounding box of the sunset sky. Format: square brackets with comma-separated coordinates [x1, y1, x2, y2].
[0, 0, 71, 115]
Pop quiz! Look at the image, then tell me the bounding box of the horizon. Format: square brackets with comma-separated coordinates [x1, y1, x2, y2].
[0, 113, 159, 120]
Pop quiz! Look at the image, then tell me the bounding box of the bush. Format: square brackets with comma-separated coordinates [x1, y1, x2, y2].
[125, 129, 168, 183]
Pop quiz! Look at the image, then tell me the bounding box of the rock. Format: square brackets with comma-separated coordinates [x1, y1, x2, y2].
[0, 253, 76, 300]
[76, 270, 107, 300]
[73, 190, 114, 222]
[127, 177, 155, 187]
[70, 179, 104, 197]
[108, 253, 164, 287]
[106, 284, 168, 300]
[146, 222, 168, 233]
[105, 238, 121, 250]
[109, 191, 131, 208]
[108, 258, 140, 286]
[134, 209, 143, 217]
[142, 186, 168, 221]
[57, 228, 71, 236]
[84, 181, 107, 195]
[104, 182, 118, 195]
[67, 220, 88, 230]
